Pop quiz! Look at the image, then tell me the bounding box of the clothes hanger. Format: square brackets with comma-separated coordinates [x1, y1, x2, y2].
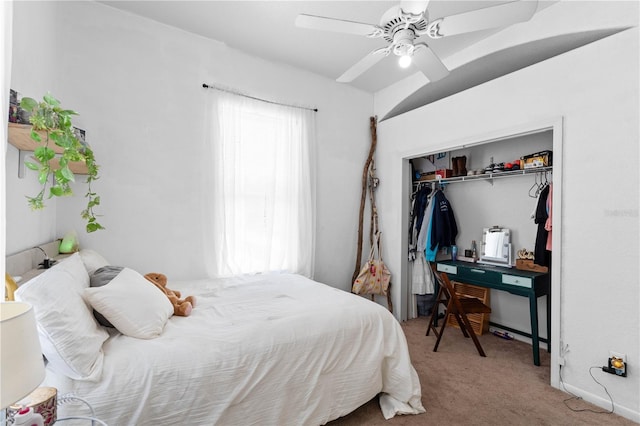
[528, 173, 539, 198]
[538, 171, 549, 194]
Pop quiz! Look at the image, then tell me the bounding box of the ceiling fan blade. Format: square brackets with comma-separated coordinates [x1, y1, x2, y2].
[400, 0, 430, 15]
[337, 49, 388, 83]
[412, 43, 450, 82]
[295, 14, 382, 37]
[434, 0, 538, 37]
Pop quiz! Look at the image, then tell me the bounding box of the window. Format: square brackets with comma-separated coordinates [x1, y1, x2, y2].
[204, 90, 315, 277]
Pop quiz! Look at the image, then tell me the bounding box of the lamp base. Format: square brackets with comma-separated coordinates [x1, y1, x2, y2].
[5, 387, 57, 426]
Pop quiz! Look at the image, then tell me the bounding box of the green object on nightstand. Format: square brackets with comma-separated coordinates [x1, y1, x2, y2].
[59, 230, 78, 253]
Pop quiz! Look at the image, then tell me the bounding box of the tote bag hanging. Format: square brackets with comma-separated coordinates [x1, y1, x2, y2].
[352, 231, 391, 296]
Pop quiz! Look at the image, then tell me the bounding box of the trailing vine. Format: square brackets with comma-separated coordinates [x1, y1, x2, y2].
[20, 93, 104, 232]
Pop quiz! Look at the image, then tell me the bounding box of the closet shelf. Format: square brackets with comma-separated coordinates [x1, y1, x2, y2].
[7, 122, 89, 176]
[414, 166, 552, 186]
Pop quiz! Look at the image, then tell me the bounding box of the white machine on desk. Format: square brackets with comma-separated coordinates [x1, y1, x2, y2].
[479, 226, 512, 268]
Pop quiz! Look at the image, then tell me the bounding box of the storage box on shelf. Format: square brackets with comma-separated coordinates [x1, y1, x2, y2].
[435, 169, 453, 179]
[521, 150, 552, 170]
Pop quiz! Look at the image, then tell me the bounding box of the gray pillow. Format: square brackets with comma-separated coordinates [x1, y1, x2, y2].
[90, 266, 124, 327]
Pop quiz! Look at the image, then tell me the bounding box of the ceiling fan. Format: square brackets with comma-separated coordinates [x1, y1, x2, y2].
[295, 0, 539, 83]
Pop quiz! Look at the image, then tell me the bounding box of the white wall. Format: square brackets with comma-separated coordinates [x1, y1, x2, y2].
[8, 1, 373, 289]
[374, 1, 638, 420]
[5, 6, 60, 253]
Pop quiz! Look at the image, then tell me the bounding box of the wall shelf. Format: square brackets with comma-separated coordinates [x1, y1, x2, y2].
[7, 122, 88, 176]
[414, 166, 552, 186]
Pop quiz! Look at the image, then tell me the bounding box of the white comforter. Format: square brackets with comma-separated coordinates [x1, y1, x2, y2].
[46, 273, 425, 425]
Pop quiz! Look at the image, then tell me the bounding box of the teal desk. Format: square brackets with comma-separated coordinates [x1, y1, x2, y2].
[436, 260, 550, 366]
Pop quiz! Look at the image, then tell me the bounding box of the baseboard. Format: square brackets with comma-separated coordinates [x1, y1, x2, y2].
[562, 381, 640, 423]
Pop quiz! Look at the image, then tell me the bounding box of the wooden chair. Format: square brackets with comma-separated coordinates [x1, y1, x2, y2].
[426, 270, 492, 357]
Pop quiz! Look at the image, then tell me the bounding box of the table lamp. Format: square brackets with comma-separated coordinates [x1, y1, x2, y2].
[1, 302, 46, 410]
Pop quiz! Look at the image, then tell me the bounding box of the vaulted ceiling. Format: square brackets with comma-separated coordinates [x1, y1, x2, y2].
[98, 1, 630, 118]
[99, 1, 534, 93]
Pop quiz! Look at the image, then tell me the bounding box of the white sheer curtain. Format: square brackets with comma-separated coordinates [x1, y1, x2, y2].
[1, 0, 13, 300]
[203, 89, 316, 278]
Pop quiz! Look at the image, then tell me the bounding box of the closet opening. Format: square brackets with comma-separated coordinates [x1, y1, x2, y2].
[400, 117, 563, 388]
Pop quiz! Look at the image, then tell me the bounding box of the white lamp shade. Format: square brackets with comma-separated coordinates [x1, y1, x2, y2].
[1, 302, 46, 408]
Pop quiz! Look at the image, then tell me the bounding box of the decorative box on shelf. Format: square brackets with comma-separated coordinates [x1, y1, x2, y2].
[521, 150, 552, 169]
[515, 259, 548, 273]
[417, 172, 436, 181]
[435, 169, 453, 179]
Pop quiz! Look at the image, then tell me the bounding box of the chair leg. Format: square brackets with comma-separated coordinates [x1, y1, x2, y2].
[433, 312, 451, 352]
[426, 288, 445, 336]
[459, 312, 487, 357]
[432, 298, 454, 352]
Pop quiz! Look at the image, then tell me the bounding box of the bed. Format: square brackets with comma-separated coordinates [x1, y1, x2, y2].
[12, 249, 425, 425]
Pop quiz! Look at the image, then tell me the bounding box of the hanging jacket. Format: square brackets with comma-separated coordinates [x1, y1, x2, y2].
[425, 196, 438, 262]
[413, 194, 435, 294]
[412, 186, 432, 235]
[408, 186, 431, 261]
[429, 190, 458, 250]
[533, 184, 550, 266]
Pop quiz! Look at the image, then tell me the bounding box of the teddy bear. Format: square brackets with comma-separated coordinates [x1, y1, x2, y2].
[144, 272, 196, 317]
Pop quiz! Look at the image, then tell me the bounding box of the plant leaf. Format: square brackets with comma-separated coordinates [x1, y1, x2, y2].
[38, 170, 49, 185]
[60, 165, 75, 181]
[34, 146, 55, 162]
[87, 222, 99, 232]
[25, 161, 40, 171]
[43, 93, 60, 107]
[30, 129, 42, 142]
[50, 186, 64, 197]
[20, 97, 38, 111]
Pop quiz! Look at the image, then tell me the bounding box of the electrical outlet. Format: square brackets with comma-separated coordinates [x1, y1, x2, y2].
[610, 351, 627, 363]
[604, 351, 627, 377]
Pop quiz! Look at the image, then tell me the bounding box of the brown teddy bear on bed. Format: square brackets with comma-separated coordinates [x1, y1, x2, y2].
[144, 272, 196, 317]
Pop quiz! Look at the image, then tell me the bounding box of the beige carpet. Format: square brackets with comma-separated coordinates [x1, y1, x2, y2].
[329, 316, 635, 426]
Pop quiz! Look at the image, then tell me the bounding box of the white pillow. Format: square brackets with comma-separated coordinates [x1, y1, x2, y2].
[79, 249, 110, 275]
[84, 268, 174, 339]
[15, 253, 109, 380]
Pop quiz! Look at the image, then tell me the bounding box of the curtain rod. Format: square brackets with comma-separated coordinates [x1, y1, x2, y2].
[202, 83, 318, 112]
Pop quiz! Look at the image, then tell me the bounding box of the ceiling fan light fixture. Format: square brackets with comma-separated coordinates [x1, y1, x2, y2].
[427, 19, 444, 39]
[297, 0, 540, 84]
[398, 54, 412, 68]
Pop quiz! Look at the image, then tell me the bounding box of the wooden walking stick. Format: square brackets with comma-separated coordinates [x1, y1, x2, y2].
[351, 116, 378, 287]
[350, 116, 393, 313]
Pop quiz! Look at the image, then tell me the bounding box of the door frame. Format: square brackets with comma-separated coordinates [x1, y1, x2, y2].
[399, 116, 563, 388]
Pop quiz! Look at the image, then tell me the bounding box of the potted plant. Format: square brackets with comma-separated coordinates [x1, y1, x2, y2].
[19, 93, 104, 232]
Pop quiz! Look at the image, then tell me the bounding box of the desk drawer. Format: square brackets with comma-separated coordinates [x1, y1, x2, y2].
[457, 266, 502, 285]
[502, 274, 532, 288]
[437, 263, 457, 275]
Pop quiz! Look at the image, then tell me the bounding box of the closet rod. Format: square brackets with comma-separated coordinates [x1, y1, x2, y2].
[202, 83, 318, 112]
